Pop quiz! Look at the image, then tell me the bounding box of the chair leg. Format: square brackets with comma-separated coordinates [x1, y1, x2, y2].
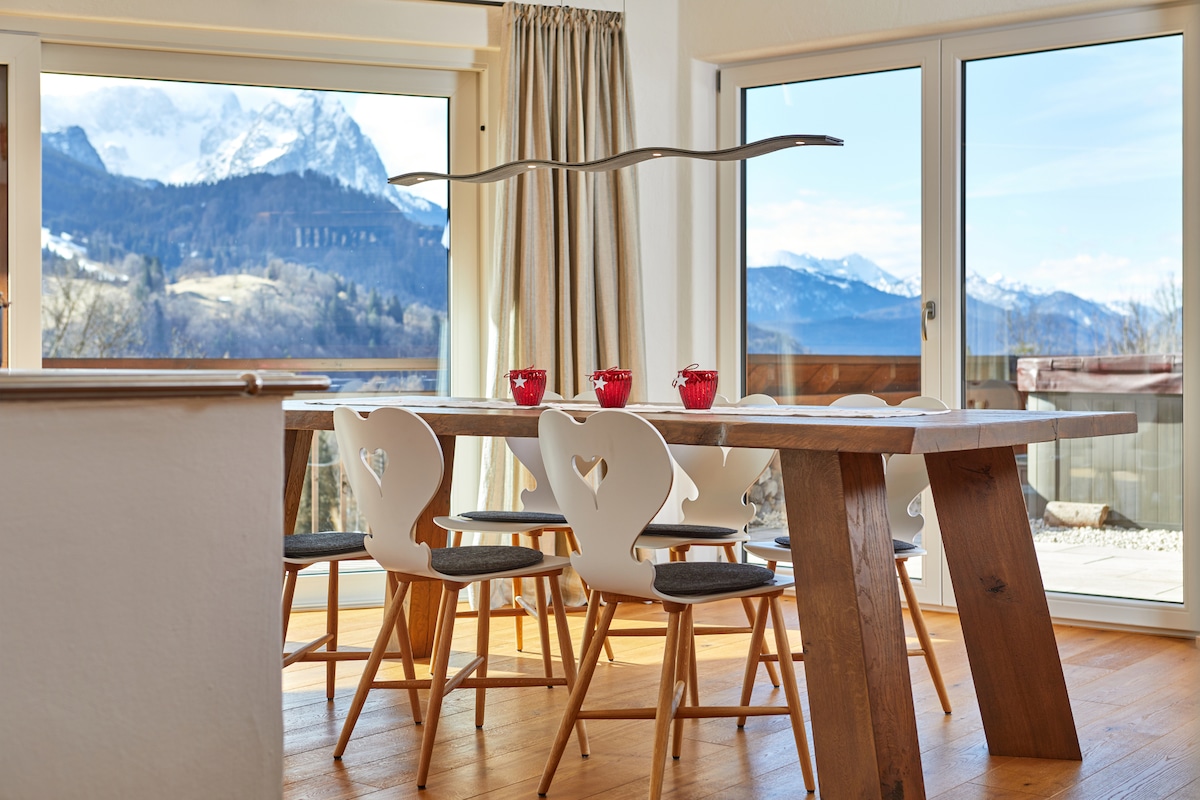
[649, 608, 684, 800]
[769, 594, 816, 793]
[671, 607, 694, 760]
[417, 583, 462, 789]
[564, 529, 615, 660]
[429, 586, 450, 677]
[513, 533, 525, 651]
[547, 574, 589, 755]
[897, 558, 952, 714]
[538, 600, 619, 797]
[738, 595, 773, 727]
[388, 573, 423, 724]
[281, 565, 300, 646]
[475, 580, 491, 728]
[325, 561, 339, 700]
[738, 594, 781, 688]
[333, 580, 412, 758]
[535, 575, 556, 686]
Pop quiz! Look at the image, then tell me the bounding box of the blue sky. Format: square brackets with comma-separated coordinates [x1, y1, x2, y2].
[744, 35, 1182, 306]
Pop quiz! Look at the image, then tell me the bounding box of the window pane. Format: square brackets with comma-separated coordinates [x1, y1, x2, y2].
[963, 36, 1183, 603]
[40, 74, 449, 393]
[744, 69, 922, 534]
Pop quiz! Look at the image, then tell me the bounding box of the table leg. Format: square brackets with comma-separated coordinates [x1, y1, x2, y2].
[780, 449, 925, 800]
[283, 429, 314, 536]
[925, 447, 1081, 760]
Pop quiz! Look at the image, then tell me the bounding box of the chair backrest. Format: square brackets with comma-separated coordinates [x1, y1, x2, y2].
[829, 394, 949, 545]
[333, 406, 444, 575]
[669, 394, 778, 531]
[505, 436, 560, 514]
[538, 408, 673, 599]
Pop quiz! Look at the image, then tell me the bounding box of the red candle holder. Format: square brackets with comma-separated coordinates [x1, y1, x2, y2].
[673, 364, 719, 410]
[590, 367, 632, 409]
[505, 367, 548, 406]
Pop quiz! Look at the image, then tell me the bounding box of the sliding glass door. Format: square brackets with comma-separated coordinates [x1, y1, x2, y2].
[720, 43, 945, 602]
[722, 8, 1198, 633]
[962, 36, 1183, 605]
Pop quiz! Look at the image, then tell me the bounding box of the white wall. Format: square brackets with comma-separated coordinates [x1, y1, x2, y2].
[0, 393, 287, 799]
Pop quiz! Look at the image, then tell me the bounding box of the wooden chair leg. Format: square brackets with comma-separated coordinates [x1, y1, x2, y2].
[769, 594, 816, 793]
[333, 580, 412, 758]
[649, 608, 684, 800]
[738, 594, 781, 688]
[513, 533, 525, 651]
[535, 575, 555, 686]
[738, 595, 773, 728]
[325, 561, 339, 700]
[475, 580, 491, 729]
[417, 583, 462, 789]
[281, 565, 300, 646]
[388, 573, 423, 724]
[897, 558, 952, 714]
[429, 586, 450, 677]
[547, 574, 589, 755]
[538, 600, 619, 796]
[671, 607, 694, 760]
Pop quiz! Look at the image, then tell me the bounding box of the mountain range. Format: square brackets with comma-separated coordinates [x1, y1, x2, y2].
[42, 128, 447, 311]
[41, 87, 445, 229]
[747, 251, 1130, 356]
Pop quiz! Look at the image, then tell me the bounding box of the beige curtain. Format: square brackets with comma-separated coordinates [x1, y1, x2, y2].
[472, 3, 645, 607]
[481, 2, 647, 513]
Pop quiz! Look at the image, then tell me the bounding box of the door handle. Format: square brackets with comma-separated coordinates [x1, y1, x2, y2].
[921, 300, 936, 342]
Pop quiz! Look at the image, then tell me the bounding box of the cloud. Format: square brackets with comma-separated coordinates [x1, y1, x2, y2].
[746, 198, 920, 277]
[1032, 253, 1178, 305]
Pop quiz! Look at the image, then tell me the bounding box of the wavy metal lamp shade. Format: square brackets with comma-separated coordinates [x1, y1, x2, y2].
[388, 133, 843, 186]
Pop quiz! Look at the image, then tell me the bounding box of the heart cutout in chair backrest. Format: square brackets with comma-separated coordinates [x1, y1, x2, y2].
[358, 447, 388, 491]
[572, 454, 604, 478]
[571, 455, 606, 508]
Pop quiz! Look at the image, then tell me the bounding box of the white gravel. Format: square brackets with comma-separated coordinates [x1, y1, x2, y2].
[1029, 519, 1182, 552]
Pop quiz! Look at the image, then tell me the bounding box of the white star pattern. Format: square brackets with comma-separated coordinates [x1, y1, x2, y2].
[512, 376, 527, 388]
[593, 376, 608, 392]
[676, 374, 688, 386]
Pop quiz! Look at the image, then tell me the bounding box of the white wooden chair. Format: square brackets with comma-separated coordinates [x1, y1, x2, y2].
[330, 406, 586, 789]
[435, 390, 605, 661]
[602, 394, 782, 686]
[282, 531, 378, 701]
[536, 408, 815, 799]
[743, 393, 953, 714]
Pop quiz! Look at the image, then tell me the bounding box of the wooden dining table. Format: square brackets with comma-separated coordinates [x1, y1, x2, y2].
[283, 397, 1136, 800]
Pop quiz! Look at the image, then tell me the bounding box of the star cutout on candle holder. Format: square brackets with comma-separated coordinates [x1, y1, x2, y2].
[512, 376, 527, 388]
[593, 376, 608, 392]
[675, 374, 688, 387]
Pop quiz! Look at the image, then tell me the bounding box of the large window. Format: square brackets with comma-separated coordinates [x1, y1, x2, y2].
[41, 74, 450, 394]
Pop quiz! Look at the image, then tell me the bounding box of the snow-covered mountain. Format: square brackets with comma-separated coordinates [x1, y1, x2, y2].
[751, 250, 919, 297]
[41, 85, 444, 229]
[747, 250, 1128, 356]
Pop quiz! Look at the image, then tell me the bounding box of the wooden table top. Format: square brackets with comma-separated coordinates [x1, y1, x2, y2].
[284, 398, 1137, 454]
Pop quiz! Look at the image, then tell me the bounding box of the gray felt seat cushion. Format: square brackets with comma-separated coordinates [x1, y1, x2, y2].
[284, 531, 367, 559]
[458, 510, 568, 525]
[430, 545, 545, 575]
[641, 523, 739, 539]
[774, 535, 918, 553]
[653, 561, 775, 596]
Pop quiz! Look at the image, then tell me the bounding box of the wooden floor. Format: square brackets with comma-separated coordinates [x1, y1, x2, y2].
[283, 597, 1200, 799]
